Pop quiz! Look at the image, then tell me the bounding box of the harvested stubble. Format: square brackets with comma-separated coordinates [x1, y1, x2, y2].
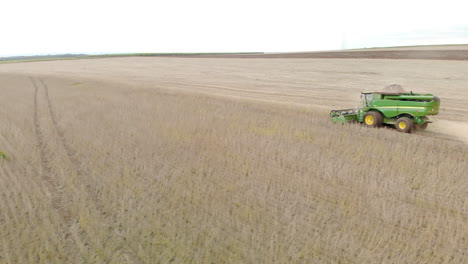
[0, 65, 466, 263]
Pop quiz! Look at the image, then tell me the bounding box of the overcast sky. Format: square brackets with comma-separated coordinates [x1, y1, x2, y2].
[1, 0, 467, 57]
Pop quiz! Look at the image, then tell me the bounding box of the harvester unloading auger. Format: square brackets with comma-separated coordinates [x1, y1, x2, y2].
[330, 84, 441, 133]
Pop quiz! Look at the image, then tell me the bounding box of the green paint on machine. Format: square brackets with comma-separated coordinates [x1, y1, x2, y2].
[330, 91, 441, 133]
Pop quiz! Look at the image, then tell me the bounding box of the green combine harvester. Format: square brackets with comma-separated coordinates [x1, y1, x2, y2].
[330, 86, 440, 133]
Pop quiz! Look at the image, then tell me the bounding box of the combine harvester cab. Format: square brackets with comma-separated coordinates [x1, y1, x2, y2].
[331, 88, 440, 133]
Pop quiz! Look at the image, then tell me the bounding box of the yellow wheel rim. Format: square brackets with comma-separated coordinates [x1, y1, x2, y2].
[398, 121, 407, 129]
[365, 115, 374, 125]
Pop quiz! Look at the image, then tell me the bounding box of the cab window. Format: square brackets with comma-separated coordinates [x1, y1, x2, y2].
[365, 94, 373, 106]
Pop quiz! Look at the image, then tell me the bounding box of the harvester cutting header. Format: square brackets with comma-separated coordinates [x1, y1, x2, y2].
[330, 84, 440, 133]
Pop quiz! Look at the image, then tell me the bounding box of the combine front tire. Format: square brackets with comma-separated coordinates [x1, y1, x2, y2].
[395, 117, 413, 133]
[363, 111, 383, 127]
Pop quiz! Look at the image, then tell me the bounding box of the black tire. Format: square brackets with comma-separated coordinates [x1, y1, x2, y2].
[416, 123, 429, 130]
[363, 111, 383, 127]
[395, 117, 413, 133]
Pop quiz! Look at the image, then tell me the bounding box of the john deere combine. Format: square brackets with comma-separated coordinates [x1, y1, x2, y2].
[330, 86, 440, 133]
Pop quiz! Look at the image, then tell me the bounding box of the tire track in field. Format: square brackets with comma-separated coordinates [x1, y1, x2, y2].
[34, 77, 144, 264]
[32, 76, 89, 262]
[39, 78, 102, 203]
[32, 77, 71, 219]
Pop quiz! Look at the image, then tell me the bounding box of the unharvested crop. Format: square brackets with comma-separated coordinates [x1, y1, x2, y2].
[0, 57, 467, 263]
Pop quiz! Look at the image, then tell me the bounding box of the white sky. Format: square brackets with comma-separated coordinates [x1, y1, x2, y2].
[1, 0, 468, 56]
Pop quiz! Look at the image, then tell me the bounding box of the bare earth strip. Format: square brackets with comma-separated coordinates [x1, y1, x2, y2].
[0, 55, 467, 263]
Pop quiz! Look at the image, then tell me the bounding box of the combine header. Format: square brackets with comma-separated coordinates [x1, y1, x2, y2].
[330, 85, 440, 133]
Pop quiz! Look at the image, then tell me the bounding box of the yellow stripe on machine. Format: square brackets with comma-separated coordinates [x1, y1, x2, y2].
[398, 106, 426, 109]
[374, 106, 425, 109]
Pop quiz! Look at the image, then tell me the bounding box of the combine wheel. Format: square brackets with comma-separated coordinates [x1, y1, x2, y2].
[395, 117, 413, 133]
[363, 111, 383, 127]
